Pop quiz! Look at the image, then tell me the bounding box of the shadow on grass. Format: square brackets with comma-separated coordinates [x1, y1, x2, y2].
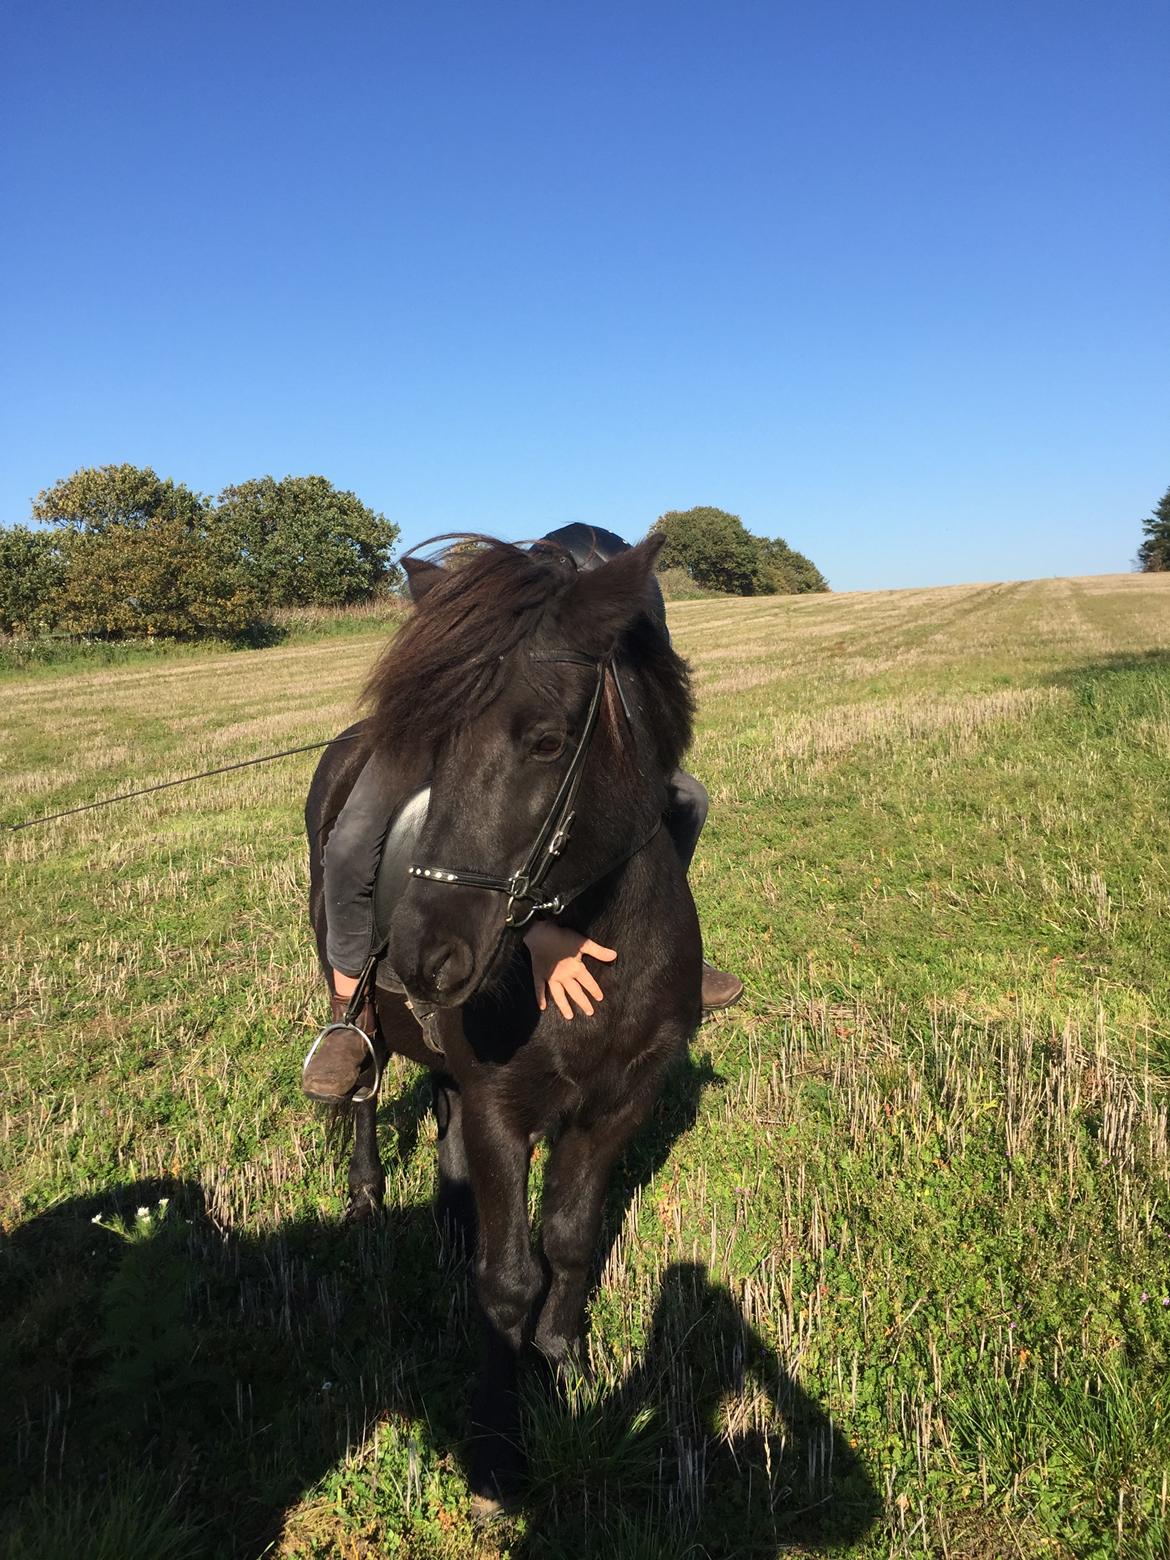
[1044, 648, 1170, 693]
[1, 1063, 878, 1558]
[517, 1260, 879, 1558]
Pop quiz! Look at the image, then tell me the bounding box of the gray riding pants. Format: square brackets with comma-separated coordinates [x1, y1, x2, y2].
[323, 760, 709, 977]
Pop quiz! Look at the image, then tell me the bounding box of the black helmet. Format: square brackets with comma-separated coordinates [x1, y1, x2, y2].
[538, 524, 667, 634]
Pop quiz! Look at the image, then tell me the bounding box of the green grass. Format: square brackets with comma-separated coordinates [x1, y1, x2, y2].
[3, 571, 1169, 1557]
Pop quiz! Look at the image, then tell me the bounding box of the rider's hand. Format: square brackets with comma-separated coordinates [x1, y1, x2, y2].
[523, 922, 617, 1020]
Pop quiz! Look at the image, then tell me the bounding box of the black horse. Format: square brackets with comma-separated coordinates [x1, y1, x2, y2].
[305, 533, 702, 1501]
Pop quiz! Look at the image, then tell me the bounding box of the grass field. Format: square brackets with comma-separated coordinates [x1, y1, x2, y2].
[3, 572, 1169, 1558]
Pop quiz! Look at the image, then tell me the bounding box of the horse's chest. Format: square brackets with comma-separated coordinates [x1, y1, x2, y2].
[496, 1039, 627, 1138]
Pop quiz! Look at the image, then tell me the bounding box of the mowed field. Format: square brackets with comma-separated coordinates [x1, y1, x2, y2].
[3, 573, 1169, 1559]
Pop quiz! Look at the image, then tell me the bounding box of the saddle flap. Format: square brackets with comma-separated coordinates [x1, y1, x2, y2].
[372, 784, 431, 990]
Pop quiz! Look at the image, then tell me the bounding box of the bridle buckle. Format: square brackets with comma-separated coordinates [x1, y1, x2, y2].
[547, 812, 574, 857]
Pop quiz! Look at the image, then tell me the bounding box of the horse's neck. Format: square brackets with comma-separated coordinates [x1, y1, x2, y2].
[572, 819, 685, 944]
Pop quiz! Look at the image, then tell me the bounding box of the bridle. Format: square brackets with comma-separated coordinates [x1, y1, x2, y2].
[408, 650, 652, 932]
[332, 646, 658, 1059]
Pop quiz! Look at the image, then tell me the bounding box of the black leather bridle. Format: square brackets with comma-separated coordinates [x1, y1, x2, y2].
[408, 650, 651, 931]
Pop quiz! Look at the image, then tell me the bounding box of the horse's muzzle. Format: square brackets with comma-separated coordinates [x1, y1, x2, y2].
[419, 935, 475, 1001]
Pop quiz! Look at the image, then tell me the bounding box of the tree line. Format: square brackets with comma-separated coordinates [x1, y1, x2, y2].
[0, 468, 829, 643]
[0, 465, 400, 640]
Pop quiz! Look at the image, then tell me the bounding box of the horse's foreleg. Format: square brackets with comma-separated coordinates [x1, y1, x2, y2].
[535, 1084, 660, 1366]
[346, 1096, 385, 1220]
[432, 1073, 475, 1259]
[462, 1110, 540, 1504]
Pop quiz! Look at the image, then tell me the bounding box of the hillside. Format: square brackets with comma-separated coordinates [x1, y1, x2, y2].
[3, 571, 1169, 1557]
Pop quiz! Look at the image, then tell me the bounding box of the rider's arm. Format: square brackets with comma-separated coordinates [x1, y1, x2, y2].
[337, 922, 617, 1012]
[523, 921, 616, 1020]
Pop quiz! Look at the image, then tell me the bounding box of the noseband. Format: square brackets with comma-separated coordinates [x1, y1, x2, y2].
[409, 651, 642, 931]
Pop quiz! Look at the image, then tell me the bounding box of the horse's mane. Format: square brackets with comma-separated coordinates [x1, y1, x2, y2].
[361, 536, 693, 774]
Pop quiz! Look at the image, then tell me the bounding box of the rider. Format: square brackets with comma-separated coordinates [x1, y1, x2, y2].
[303, 524, 743, 1104]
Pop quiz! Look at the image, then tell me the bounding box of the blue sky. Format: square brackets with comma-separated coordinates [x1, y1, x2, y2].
[2, 1, 1166, 591]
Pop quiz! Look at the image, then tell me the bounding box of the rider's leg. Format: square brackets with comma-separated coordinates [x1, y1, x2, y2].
[665, 770, 743, 1011]
[664, 768, 708, 870]
[323, 750, 398, 980]
[304, 751, 393, 1103]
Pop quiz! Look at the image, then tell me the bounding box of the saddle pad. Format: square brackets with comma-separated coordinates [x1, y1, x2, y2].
[372, 784, 431, 993]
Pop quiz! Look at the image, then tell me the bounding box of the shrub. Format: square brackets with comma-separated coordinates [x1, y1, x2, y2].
[653, 507, 761, 594]
[653, 506, 829, 596]
[213, 475, 400, 605]
[56, 515, 267, 641]
[751, 534, 829, 594]
[0, 526, 65, 633]
[656, 566, 727, 601]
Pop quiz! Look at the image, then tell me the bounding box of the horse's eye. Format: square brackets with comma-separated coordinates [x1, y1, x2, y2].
[531, 732, 565, 760]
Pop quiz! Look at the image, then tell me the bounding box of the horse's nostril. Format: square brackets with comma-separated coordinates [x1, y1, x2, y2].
[423, 937, 474, 995]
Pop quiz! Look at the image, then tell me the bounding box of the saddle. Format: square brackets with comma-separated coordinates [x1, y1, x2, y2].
[371, 784, 431, 993]
[304, 783, 434, 1102]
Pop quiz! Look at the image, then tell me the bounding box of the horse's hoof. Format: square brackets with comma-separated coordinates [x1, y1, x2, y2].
[468, 1438, 526, 1515]
[345, 1186, 383, 1222]
[534, 1335, 592, 1398]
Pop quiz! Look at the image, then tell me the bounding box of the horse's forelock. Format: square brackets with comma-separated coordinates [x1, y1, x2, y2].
[361, 539, 573, 752]
[361, 533, 693, 772]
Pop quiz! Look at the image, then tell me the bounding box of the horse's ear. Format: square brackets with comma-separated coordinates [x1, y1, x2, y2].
[560, 533, 666, 654]
[401, 556, 446, 604]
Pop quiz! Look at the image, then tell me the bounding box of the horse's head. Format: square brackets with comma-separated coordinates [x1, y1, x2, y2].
[366, 533, 689, 1007]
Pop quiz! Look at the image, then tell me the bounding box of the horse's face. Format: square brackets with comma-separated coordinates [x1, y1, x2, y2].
[386, 537, 662, 1007]
[389, 659, 599, 1004]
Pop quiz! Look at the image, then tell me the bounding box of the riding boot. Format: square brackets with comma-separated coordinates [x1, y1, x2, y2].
[701, 959, 744, 1011]
[301, 992, 379, 1104]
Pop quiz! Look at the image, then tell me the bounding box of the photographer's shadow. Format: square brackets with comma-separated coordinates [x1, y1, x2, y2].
[2, 1055, 878, 1557]
[518, 1260, 879, 1557]
[1, 1170, 467, 1559]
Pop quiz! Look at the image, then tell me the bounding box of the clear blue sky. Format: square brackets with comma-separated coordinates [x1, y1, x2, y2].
[2, 1, 1166, 591]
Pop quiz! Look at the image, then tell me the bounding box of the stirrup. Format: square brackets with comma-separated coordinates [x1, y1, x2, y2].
[302, 1021, 382, 1104]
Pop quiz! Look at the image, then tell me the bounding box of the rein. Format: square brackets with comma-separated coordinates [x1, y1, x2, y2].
[3, 732, 364, 833]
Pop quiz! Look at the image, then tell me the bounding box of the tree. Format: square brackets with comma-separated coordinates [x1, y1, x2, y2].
[18, 463, 400, 639]
[653, 507, 761, 594]
[32, 463, 206, 533]
[213, 476, 399, 606]
[751, 534, 829, 594]
[1137, 485, 1170, 573]
[55, 513, 266, 640]
[653, 506, 830, 596]
[29, 463, 264, 640]
[0, 526, 65, 633]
